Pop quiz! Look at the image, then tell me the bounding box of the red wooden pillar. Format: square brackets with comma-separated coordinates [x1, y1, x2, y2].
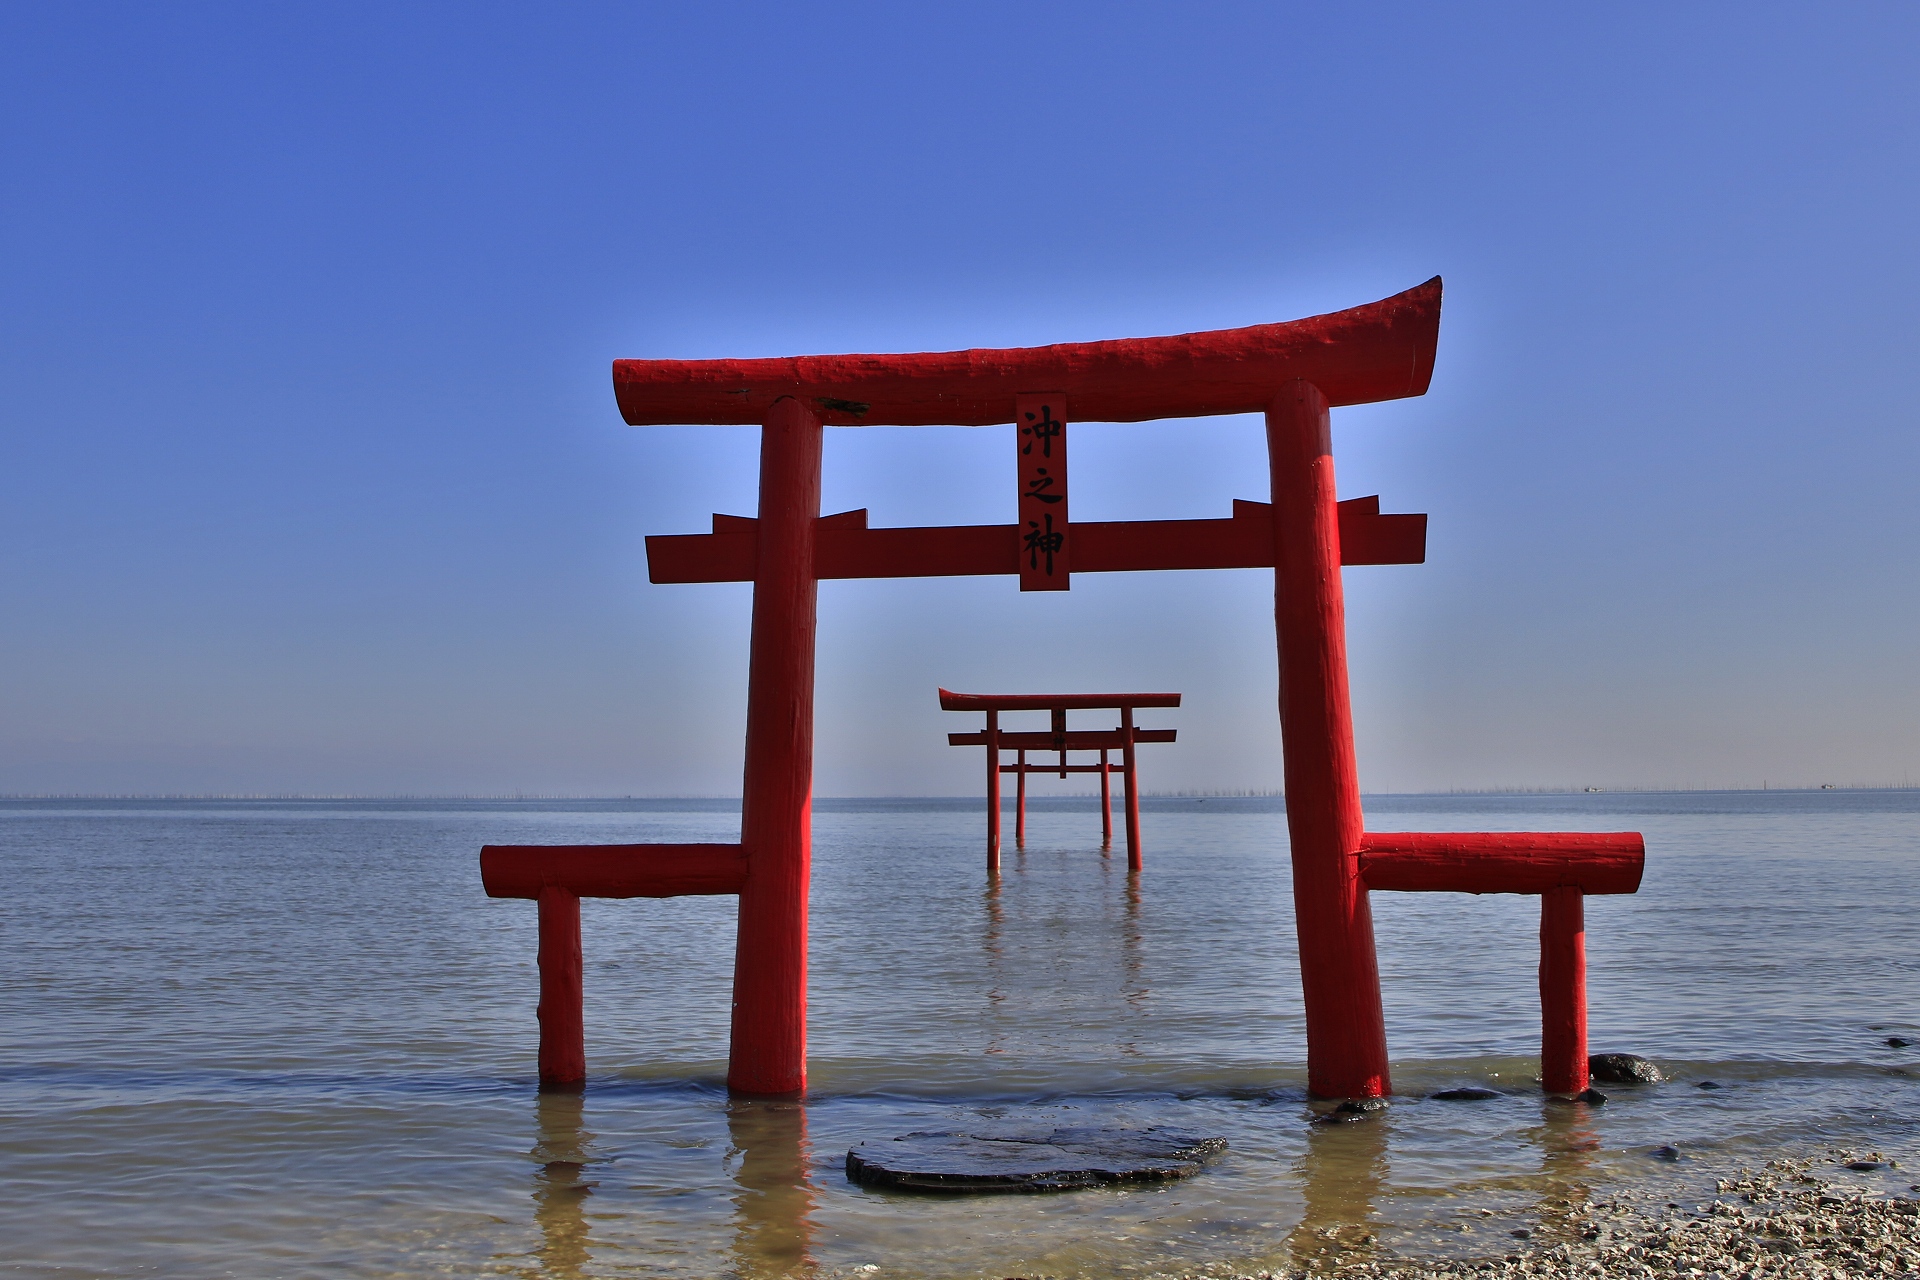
[1099, 749, 1113, 848]
[985, 710, 1001, 873]
[1121, 707, 1142, 872]
[537, 886, 586, 1089]
[1268, 379, 1390, 1099]
[730, 396, 822, 1096]
[1540, 887, 1589, 1094]
[1015, 750, 1027, 846]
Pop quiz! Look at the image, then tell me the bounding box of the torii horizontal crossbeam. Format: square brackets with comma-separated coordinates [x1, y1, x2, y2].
[613, 278, 1441, 427]
[946, 729, 1177, 749]
[1358, 832, 1645, 896]
[938, 691, 1182, 711]
[646, 497, 1425, 584]
[481, 844, 748, 899]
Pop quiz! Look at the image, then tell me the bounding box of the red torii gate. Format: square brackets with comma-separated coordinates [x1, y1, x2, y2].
[938, 689, 1180, 872]
[479, 276, 1647, 1101]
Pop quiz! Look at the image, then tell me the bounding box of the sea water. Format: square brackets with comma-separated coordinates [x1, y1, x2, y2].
[2, 792, 1916, 1278]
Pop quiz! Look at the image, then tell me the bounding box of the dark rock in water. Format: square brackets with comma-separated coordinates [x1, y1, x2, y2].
[1696, 1080, 1724, 1090]
[1589, 1053, 1664, 1084]
[845, 1126, 1225, 1194]
[1846, 1160, 1887, 1172]
[1887, 1037, 1913, 1048]
[1430, 1087, 1502, 1101]
[1651, 1145, 1683, 1161]
[1313, 1097, 1389, 1124]
[1575, 1088, 1609, 1105]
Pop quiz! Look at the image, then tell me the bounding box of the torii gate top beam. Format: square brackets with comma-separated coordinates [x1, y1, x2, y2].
[613, 278, 1441, 427]
[937, 690, 1182, 712]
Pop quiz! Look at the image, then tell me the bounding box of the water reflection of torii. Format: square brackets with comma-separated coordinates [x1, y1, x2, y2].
[478, 276, 1647, 1104]
[519, 1094, 816, 1280]
[1281, 1100, 1603, 1274]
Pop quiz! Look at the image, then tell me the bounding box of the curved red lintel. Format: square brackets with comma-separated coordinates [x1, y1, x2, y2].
[481, 843, 747, 899]
[938, 688, 1182, 711]
[1358, 831, 1645, 896]
[614, 278, 1441, 427]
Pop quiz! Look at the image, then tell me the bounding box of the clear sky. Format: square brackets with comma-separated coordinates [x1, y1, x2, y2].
[2, 3, 1915, 796]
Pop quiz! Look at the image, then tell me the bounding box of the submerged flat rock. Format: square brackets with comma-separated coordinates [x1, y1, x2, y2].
[845, 1125, 1226, 1193]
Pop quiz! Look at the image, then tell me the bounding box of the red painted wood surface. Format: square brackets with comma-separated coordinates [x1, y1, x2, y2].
[645, 498, 1424, 585]
[1269, 380, 1390, 1100]
[943, 691, 1173, 871]
[1358, 834, 1631, 1094]
[1331, 498, 1428, 567]
[1357, 832, 1645, 896]
[1015, 749, 1027, 845]
[1099, 750, 1112, 846]
[537, 887, 586, 1088]
[482, 844, 748, 899]
[948, 729, 1177, 748]
[613, 279, 1441, 426]
[1540, 887, 1589, 1094]
[1121, 706, 1142, 872]
[940, 690, 1182, 711]
[985, 709, 1001, 871]
[730, 397, 822, 1097]
[992, 760, 1142, 775]
[1016, 392, 1070, 590]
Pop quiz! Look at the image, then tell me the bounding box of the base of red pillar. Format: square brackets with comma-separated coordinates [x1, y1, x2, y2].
[537, 887, 586, 1088]
[1539, 886, 1589, 1095]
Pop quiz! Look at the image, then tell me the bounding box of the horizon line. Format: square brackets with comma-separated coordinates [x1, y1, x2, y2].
[2, 784, 1915, 802]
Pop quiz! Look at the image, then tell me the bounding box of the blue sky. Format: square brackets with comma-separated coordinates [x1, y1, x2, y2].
[1, 3, 1915, 796]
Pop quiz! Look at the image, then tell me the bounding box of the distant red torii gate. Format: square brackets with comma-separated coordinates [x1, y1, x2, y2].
[938, 689, 1180, 872]
[479, 276, 1648, 1101]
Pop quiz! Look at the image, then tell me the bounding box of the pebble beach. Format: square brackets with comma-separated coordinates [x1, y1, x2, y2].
[1200, 1152, 1920, 1280]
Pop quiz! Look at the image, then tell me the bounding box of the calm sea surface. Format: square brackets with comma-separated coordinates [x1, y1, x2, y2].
[2, 792, 1916, 1278]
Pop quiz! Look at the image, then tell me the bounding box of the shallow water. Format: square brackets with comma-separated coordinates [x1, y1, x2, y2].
[2, 792, 1916, 1277]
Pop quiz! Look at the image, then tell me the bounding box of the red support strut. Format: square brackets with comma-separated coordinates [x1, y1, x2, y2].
[1099, 750, 1112, 849]
[1015, 749, 1027, 847]
[1121, 707, 1142, 872]
[1360, 833, 1640, 1097]
[1268, 380, 1390, 1100]
[1540, 887, 1589, 1094]
[985, 710, 1001, 873]
[537, 887, 586, 1089]
[731, 397, 822, 1097]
